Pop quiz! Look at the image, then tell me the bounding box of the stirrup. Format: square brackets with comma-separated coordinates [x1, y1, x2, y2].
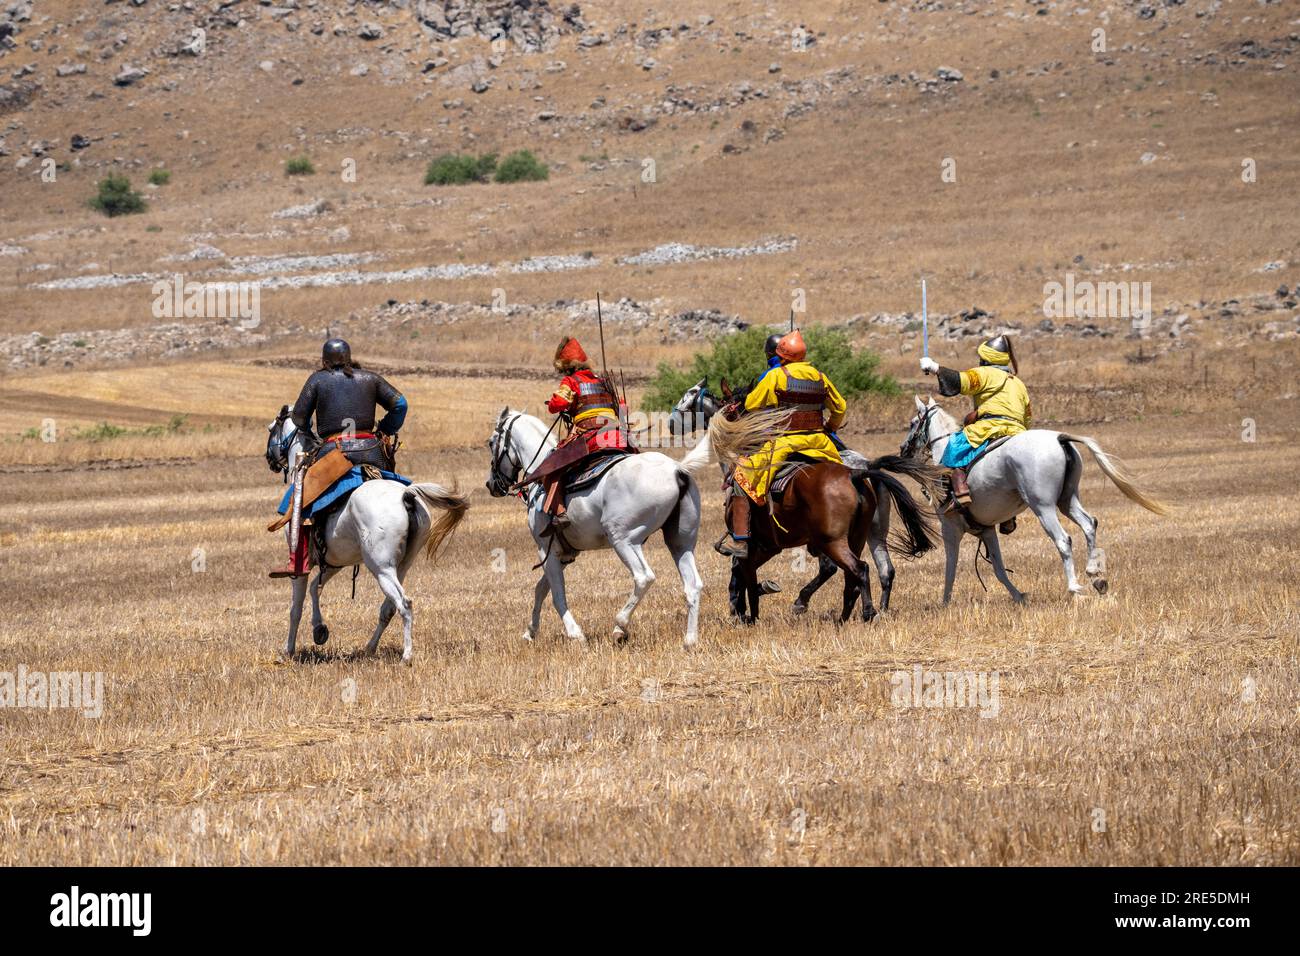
[714, 533, 748, 559]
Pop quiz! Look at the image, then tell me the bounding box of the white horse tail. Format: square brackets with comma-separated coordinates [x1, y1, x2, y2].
[403, 483, 471, 562]
[676, 432, 713, 479]
[1058, 434, 1170, 516]
[707, 406, 790, 469]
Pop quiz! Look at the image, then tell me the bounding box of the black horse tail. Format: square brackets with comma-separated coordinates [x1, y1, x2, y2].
[853, 455, 941, 558]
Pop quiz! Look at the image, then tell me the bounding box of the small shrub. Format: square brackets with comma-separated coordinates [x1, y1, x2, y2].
[148, 168, 171, 186]
[643, 327, 898, 412]
[88, 175, 147, 217]
[424, 152, 497, 185]
[285, 156, 315, 176]
[494, 149, 549, 183]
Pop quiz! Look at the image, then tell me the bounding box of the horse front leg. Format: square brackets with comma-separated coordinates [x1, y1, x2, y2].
[979, 528, 1026, 603]
[523, 573, 550, 642]
[541, 552, 586, 643]
[284, 574, 309, 660]
[941, 518, 962, 605]
[309, 565, 341, 646]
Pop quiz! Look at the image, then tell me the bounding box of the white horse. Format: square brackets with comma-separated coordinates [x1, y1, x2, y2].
[900, 395, 1168, 603]
[266, 407, 469, 663]
[485, 409, 711, 647]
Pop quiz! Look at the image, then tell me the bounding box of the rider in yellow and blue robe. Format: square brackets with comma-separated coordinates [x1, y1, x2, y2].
[920, 334, 1031, 512]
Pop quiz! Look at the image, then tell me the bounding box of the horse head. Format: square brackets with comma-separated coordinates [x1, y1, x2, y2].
[266, 404, 297, 477]
[668, 378, 716, 436]
[900, 395, 954, 460]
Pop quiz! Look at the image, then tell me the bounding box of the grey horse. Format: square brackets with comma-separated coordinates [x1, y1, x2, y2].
[900, 395, 1169, 602]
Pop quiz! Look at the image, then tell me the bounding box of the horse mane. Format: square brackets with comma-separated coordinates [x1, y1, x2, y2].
[927, 401, 960, 437]
[505, 408, 558, 449]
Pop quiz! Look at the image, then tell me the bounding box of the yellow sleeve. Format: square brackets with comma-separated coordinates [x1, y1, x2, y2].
[958, 368, 985, 396]
[822, 374, 847, 430]
[744, 368, 781, 411]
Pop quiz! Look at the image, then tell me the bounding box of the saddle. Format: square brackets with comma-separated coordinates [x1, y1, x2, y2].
[563, 451, 630, 496]
[769, 453, 821, 501]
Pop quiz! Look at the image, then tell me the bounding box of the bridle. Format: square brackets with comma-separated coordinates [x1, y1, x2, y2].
[487, 412, 524, 497]
[899, 405, 951, 459]
[487, 411, 559, 499]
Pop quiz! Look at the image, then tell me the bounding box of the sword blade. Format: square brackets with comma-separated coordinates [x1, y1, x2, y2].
[921, 278, 929, 359]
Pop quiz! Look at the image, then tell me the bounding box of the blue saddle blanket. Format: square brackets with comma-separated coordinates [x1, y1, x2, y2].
[278, 466, 411, 519]
[940, 431, 988, 469]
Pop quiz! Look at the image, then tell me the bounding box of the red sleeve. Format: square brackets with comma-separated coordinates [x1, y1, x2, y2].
[546, 375, 577, 415]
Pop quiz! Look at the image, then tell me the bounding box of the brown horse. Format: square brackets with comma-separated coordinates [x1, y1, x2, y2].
[709, 403, 941, 623]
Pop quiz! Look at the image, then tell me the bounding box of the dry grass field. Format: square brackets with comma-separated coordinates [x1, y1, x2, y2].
[1, 0, 1297, 865]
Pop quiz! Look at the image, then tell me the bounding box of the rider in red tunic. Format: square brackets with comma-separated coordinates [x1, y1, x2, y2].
[517, 337, 630, 532]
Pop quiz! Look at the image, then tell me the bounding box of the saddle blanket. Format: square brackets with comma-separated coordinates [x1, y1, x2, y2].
[941, 433, 1013, 470]
[564, 451, 630, 496]
[277, 465, 410, 520]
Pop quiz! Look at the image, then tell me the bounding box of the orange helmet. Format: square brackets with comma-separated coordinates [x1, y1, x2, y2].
[554, 336, 589, 372]
[775, 328, 806, 363]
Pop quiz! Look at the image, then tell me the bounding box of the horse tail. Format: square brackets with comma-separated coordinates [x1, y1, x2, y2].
[403, 483, 471, 562]
[675, 431, 713, 479]
[855, 455, 942, 558]
[1058, 434, 1169, 516]
[707, 406, 791, 469]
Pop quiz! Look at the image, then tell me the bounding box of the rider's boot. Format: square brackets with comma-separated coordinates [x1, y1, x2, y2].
[268, 531, 311, 579]
[539, 475, 571, 534]
[714, 492, 750, 559]
[999, 516, 1017, 535]
[944, 468, 972, 515]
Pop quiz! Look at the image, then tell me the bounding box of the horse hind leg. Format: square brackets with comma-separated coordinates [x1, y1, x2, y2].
[366, 566, 414, 664]
[1061, 490, 1106, 594]
[611, 539, 656, 644]
[1029, 500, 1084, 595]
[823, 539, 875, 623]
[793, 553, 838, 615]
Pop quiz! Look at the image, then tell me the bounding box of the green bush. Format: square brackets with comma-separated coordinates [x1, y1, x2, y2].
[148, 168, 171, 186]
[285, 155, 315, 176]
[642, 326, 898, 411]
[494, 149, 549, 183]
[88, 175, 147, 217]
[424, 152, 497, 185]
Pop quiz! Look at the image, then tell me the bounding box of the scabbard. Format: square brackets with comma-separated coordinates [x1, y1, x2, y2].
[288, 464, 305, 552]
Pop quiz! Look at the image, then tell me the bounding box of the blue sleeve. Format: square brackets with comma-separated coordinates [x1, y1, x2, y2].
[378, 395, 407, 435]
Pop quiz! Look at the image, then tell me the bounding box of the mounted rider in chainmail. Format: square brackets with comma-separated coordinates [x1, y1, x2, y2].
[268, 338, 408, 578]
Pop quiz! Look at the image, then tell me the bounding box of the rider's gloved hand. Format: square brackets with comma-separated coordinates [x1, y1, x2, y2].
[919, 357, 939, 375]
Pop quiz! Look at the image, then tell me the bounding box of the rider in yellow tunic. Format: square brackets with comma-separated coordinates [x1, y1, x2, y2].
[920, 334, 1031, 513]
[717, 329, 847, 559]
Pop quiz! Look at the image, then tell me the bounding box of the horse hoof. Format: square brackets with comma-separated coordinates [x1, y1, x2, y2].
[1091, 578, 1109, 595]
[791, 602, 808, 616]
[313, 623, 329, 646]
[611, 627, 629, 645]
[521, 630, 535, 643]
[863, 608, 877, 623]
[401, 655, 413, 667]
